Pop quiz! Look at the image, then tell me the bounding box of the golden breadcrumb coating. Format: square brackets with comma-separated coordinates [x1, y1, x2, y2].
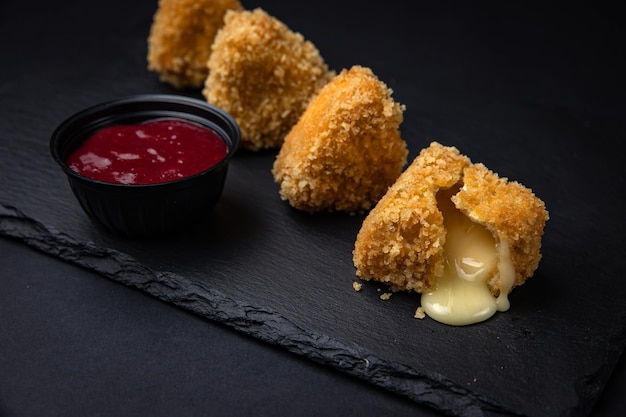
[147, 0, 243, 89]
[202, 8, 335, 151]
[452, 162, 549, 295]
[353, 142, 549, 296]
[272, 66, 408, 213]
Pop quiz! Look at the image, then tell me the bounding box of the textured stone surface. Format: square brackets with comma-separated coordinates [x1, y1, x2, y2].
[1, 1, 625, 416]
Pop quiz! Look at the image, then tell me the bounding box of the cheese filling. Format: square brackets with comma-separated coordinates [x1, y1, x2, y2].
[421, 186, 515, 326]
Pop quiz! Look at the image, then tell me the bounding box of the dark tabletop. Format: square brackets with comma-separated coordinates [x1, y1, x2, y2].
[1, 236, 625, 417]
[1, 1, 625, 416]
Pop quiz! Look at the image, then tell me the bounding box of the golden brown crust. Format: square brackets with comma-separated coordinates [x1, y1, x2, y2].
[353, 142, 470, 291]
[202, 8, 335, 151]
[147, 0, 243, 89]
[453, 163, 549, 293]
[272, 65, 408, 213]
[353, 141, 548, 295]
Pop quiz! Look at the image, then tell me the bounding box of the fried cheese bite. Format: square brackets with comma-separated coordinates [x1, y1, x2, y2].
[353, 142, 549, 326]
[272, 66, 408, 213]
[147, 0, 243, 89]
[202, 8, 335, 151]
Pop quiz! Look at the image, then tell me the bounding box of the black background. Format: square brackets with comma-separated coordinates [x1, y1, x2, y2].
[1, 1, 625, 416]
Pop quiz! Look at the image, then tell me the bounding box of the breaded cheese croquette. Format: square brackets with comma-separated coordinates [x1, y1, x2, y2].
[202, 8, 335, 151]
[272, 66, 408, 213]
[147, 0, 243, 89]
[353, 142, 549, 326]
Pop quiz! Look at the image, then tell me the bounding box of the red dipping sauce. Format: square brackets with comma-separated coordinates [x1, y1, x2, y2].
[67, 119, 228, 185]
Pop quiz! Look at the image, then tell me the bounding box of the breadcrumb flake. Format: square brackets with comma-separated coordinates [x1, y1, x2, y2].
[353, 141, 548, 298]
[202, 8, 335, 150]
[147, 0, 243, 89]
[272, 65, 408, 213]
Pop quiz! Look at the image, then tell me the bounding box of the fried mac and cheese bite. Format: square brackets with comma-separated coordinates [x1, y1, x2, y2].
[272, 66, 408, 213]
[147, 0, 243, 89]
[202, 8, 335, 151]
[353, 142, 548, 326]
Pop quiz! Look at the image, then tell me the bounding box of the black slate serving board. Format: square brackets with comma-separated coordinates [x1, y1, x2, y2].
[1, 1, 625, 416]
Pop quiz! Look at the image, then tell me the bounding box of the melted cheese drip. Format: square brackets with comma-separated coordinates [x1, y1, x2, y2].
[421, 187, 515, 326]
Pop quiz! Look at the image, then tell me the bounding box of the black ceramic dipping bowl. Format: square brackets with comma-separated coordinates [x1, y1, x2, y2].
[50, 94, 240, 238]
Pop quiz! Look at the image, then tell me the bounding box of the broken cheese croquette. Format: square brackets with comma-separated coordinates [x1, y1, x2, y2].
[272, 66, 408, 213]
[147, 0, 243, 89]
[202, 8, 335, 151]
[353, 142, 549, 326]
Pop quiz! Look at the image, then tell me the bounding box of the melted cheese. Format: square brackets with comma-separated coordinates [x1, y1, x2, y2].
[421, 187, 515, 326]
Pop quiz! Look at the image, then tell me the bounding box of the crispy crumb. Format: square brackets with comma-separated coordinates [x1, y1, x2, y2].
[147, 0, 243, 89]
[272, 65, 407, 213]
[379, 292, 392, 300]
[353, 141, 549, 297]
[414, 307, 426, 319]
[352, 281, 362, 292]
[203, 8, 334, 150]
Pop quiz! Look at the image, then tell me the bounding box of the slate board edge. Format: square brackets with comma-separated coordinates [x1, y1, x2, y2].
[2, 201, 613, 417]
